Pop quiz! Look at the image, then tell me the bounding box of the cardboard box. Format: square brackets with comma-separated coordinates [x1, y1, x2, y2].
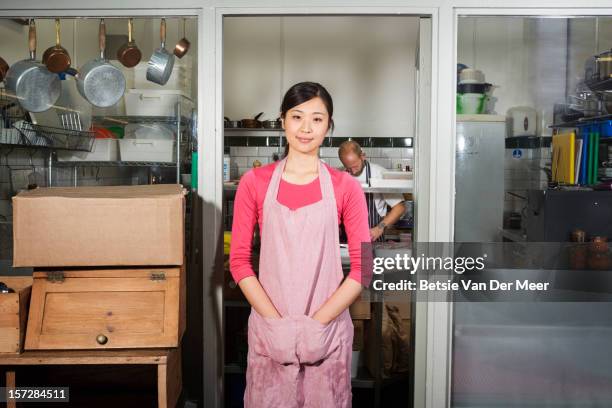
[349, 298, 371, 319]
[386, 300, 411, 319]
[0, 276, 32, 353]
[352, 319, 365, 351]
[13, 185, 185, 267]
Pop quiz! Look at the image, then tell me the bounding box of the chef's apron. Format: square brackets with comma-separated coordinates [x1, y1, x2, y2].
[245, 157, 354, 408]
[364, 160, 384, 242]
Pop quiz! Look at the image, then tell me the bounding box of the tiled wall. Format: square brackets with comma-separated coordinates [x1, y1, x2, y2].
[228, 146, 414, 177]
[0, 150, 147, 221]
[504, 147, 551, 217]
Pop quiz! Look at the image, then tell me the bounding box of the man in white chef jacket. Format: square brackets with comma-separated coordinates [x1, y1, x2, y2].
[338, 141, 406, 242]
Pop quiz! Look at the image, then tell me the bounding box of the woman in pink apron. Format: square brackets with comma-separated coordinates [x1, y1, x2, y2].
[230, 82, 370, 407]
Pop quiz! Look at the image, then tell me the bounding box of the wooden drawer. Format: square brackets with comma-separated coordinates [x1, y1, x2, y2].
[0, 277, 32, 353]
[25, 268, 184, 350]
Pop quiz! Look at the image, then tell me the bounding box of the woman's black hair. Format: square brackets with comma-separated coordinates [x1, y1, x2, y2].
[280, 82, 334, 157]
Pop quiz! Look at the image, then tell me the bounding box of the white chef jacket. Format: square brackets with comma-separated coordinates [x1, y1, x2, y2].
[353, 161, 404, 217]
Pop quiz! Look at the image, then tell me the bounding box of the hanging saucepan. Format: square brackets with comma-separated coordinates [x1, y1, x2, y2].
[0, 57, 9, 82]
[596, 49, 612, 80]
[174, 18, 191, 58]
[5, 19, 61, 113]
[241, 112, 263, 128]
[147, 18, 175, 85]
[76, 19, 126, 108]
[117, 18, 142, 68]
[42, 19, 71, 74]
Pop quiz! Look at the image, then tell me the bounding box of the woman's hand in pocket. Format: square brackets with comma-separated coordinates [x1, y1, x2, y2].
[250, 313, 298, 365]
[296, 315, 339, 365]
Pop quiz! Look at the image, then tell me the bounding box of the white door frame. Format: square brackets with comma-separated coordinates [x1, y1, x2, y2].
[215, 6, 439, 408]
[427, 6, 612, 408]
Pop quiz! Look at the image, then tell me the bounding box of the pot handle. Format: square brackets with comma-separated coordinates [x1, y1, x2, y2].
[99, 19, 106, 59]
[28, 19, 36, 60]
[55, 18, 61, 47]
[254, 112, 264, 121]
[128, 18, 133, 43]
[160, 18, 167, 48]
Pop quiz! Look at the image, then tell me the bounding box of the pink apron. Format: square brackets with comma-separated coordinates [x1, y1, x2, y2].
[244, 157, 354, 408]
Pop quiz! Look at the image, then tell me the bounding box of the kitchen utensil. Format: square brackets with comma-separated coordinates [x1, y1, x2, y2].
[459, 68, 485, 84]
[56, 68, 92, 132]
[0, 57, 9, 82]
[596, 49, 612, 80]
[551, 132, 576, 184]
[42, 19, 71, 74]
[241, 112, 263, 128]
[146, 18, 175, 85]
[456, 93, 487, 114]
[457, 82, 491, 94]
[507, 106, 537, 137]
[117, 18, 142, 68]
[262, 118, 282, 129]
[76, 19, 126, 108]
[5, 20, 61, 113]
[224, 116, 241, 128]
[173, 18, 191, 59]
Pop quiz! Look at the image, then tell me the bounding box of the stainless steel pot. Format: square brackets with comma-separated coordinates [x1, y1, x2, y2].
[262, 118, 282, 129]
[5, 20, 61, 113]
[147, 18, 175, 85]
[76, 19, 126, 108]
[224, 117, 241, 128]
[597, 50, 612, 80]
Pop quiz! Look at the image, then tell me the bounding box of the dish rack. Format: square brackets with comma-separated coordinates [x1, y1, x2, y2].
[0, 90, 94, 153]
[11, 121, 95, 152]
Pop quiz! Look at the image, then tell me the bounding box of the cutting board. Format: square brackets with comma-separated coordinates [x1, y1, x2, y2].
[552, 132, 575, 184]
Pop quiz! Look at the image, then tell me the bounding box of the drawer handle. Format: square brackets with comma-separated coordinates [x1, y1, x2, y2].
[96, 334, 108, 345]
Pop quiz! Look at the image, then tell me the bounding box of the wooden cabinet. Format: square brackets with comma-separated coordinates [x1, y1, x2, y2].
[0, 277, 32, 353]
[25, 268, 185, 350]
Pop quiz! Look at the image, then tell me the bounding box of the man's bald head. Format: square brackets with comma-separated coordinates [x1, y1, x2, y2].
[338, 140, 366, 176]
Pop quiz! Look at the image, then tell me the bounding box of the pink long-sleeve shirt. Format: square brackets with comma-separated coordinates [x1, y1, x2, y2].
[229, 160, 370, 285]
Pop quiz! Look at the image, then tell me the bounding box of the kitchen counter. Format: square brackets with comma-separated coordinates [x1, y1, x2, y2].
[224, 182, 411, 195]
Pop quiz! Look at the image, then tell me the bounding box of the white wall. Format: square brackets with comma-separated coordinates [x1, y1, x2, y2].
[224, 16, 419, 138]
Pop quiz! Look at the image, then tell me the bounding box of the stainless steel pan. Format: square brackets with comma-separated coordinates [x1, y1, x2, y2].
[147, 18, 175, 85]
[76, 19, 126, 108]
[5, 20, 61, 113]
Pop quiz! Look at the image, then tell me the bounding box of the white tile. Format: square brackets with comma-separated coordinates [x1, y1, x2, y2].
[380, 148, 402, 158]
[365, 148, 380, 158]
[400, 148, 414, 159]
[258, 147, 280, 157]
[238, 167, 251, 176]
[232, 156, 247, 167]
[328, 158, 343, 169]
[320, 147, 339, 158]
[234, 146, 258, 156]
[370, 158, 392, 169]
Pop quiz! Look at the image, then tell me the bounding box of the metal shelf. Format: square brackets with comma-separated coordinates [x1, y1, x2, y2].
[92, 115, 192, 126]
[54, 160, 178, 168]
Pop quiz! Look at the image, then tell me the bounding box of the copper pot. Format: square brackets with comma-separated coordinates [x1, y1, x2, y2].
[42, 19, 71, 74]
[0, 57, 8, 82]
[174, 18, 191, 58]
[241, 112, 263, 128]
[117, 18, 142, 68]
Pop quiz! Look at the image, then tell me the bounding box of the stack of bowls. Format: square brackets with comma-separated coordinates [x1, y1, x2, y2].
[457, 68, 492, 114]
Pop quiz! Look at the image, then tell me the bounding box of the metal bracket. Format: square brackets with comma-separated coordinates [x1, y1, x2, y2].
[46, 271, 65, 283]
[150, 272, 166, 281]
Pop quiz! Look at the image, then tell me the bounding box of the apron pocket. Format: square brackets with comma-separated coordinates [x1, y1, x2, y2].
[296, 315, 340, 365]
[249, 311, 298, 365]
